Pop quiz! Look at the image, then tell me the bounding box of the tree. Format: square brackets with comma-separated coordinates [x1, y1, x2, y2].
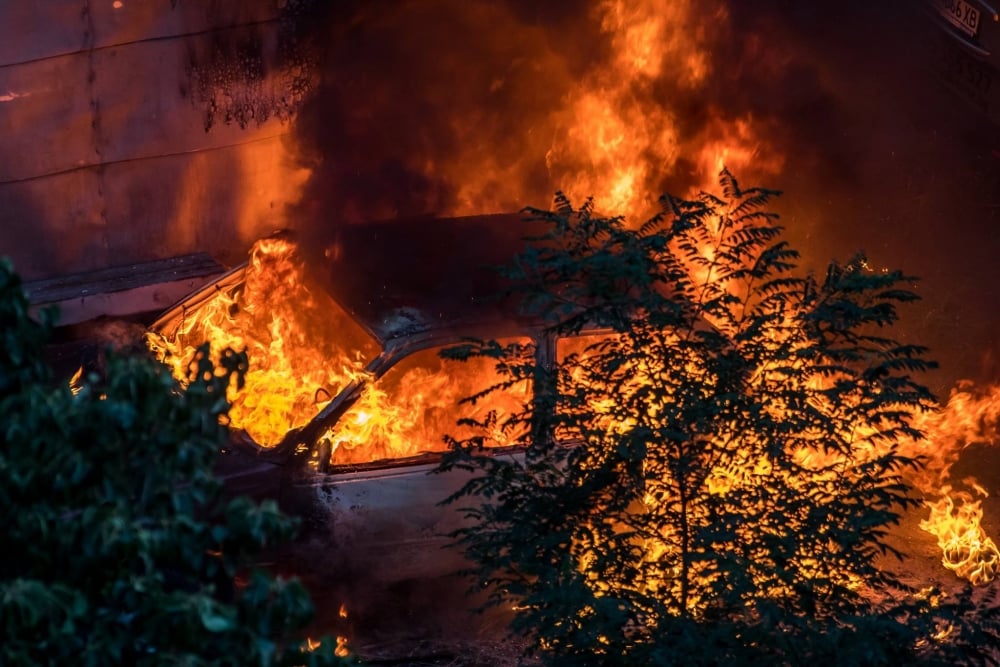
[0, 259, 352, 666]
[441, 170, 1000, 665]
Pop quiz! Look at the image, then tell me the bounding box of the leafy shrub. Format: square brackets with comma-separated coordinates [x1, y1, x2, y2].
[442, 171, 1000, 666]
[0, 259, 352, 666]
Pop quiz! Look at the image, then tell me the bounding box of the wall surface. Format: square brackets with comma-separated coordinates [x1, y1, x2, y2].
[0, 0, 308, 280]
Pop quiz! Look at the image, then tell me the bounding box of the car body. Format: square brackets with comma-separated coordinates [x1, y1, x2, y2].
[928, 0, 1000, 115]
[150, 213, 565, 586]
[932, 0, 1000, 61]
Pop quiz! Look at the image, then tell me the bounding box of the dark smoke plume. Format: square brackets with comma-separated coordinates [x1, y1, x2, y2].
[283, 0, 1000, 388]
[284, 0, 850, 238]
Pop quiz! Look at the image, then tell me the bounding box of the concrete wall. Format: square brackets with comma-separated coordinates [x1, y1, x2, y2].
[0, 0, 308, 280]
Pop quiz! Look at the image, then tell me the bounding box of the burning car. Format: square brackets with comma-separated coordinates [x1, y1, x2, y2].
[148, 213, 546, 474]
[146, 212, 607, 587]
[147, 207, 1000, 593]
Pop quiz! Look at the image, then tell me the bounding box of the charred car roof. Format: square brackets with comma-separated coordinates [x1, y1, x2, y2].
[314, 212, 544, 345]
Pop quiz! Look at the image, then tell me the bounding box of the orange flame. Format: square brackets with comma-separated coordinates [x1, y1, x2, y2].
[393, 0, 784, 222]
[903, 383, 1000, 585]
[68, 366, 84, 396]
[920, 485, 1000, 586]
[322, 346, 529, 466]
[148, 237, 529, 467]
[335, 604, 350, 658]
[543, 0, 784, 220]
[143, 0, 997, 592]
[147, 236, 377, 447]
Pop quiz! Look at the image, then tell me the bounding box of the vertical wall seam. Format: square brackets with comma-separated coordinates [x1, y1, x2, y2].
[82, 0, 110, 261]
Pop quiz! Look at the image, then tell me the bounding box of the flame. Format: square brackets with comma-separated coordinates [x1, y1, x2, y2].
[142, 0, 999, 593]
[335, 604, 350, 658]
[145, 223, 1000, 593]
[147, 236, 377, 447]
[546, 0, 782, 219]
[322, 346, 529, 466]
[295, 0, 786, 226]
[543, 0, 784, 220]
[558, 326, 882, 611]
[554, 250, 1000, 597]
[908, 382, 1000, 489]
[303, 604, 350, 658]
[561, 0, 783, 209]
[902, 383, 1000, 585]
[920, 486, 1000, 586]
[149, 236, 529, 467]
[68, 366, 84, 396]
[931, 621, 956, 642]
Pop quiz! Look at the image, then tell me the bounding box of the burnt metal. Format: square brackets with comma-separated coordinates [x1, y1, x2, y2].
[313, 213, 542, 344]
[25, 253, 224, 304]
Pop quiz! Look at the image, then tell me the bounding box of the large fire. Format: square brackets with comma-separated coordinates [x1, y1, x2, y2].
[544, 2, 783, 218]
[147, 236, 377, 448]
[148, 228, 1000, 592]
[550, 252, 999, 603]
[145, 0, 1000, 592]
[321, 343, 529, 465]
[908, 385, 1000, 585]
[289, 0, 784, 228]
[147, 237, 528, 463]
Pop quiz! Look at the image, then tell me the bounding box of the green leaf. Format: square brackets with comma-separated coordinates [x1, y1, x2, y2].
[198, 601, 235, 633]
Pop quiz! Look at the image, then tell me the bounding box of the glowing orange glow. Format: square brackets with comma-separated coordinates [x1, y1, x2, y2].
[335, 636, 349, 658]
[147, 236, 377, 447]
[146, 0, 788, 461]
[335, 604, 350, 658]
[322, 345, 529, 466]
[148, 236, 529, 467]
[692, 115, 781, 189]
[554, 242, 1000, 594]
[920, 486, 999, 586]
[544, 0, 782, 220]
[557, 323, 881, 610]
[903, 383, 1000, 585]
[141, 0, 997, 595]
[304, 604, 351, 657]
[68, 366, 84, 396]
[426, 0, 786, 221]
[146, 225, 1000, 592]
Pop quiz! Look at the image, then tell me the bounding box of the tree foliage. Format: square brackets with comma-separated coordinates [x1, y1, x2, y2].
[0, 259, 352, 666]
[441, 170, 1000, 665]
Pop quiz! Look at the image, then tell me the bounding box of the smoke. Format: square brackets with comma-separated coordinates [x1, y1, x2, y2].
[282, 0, 1000, 389]
[285, 0, 844, 234]
[286, 0, 579, 228]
